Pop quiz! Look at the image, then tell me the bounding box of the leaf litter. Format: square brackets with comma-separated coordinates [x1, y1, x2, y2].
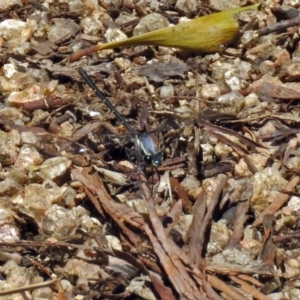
[1, 0, 300, 299]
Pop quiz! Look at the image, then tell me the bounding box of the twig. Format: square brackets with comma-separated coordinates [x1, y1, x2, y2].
[0, 280, 57, 296]
[196, 175, 227, 261]
[140, 174, 206, 299]
[257, 17, 300, 36]
[229, 276, 272, 300]
[208, 275, 248, 300]
[186, 190, 207, 264]
[253, 176, 300, 227]
[226, 184, 252, 249]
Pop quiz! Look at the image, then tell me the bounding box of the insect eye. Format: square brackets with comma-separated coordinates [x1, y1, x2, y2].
[144, 156, 152, 164]
[150, 151, 166, 167]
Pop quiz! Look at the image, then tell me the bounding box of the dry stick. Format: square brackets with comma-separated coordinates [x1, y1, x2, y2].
[229, 276, 272, 300]
[226, 186, 251, 249]
[237, 274, 263, 287]
[144, 223, 205, 300]
[197, 174, 228, 260]
[207, 275, 248, 300]
[21, 291, 30, 300]
[273, 231, 300, 244]
[201, 120, 263, 149]
[26, 257, 68, 299]
[205, 266, 275, 277]
[253, 176, 300, 227]
[148, 271, 176, 300]
[170, 177, 193, 211]
[71, 168, 145, 247]
[259, 214, 276, 267]
[257, 16, 300, 36]
[202, 279, 224, 300]
[164, 199, 183, 236]
[186, 190, 207, 265]
[85, 188, 105, 217]
[141, 177, 197, 268]
[0, 280, 57, 296]
[140, 176, 206, 300]
[0, 241, 107, 252]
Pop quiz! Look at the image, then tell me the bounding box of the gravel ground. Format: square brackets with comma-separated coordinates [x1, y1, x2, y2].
[1, 0, 300, 299]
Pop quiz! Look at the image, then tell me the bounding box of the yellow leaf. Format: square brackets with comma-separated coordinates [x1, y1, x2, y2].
[70, 4, 260, 62]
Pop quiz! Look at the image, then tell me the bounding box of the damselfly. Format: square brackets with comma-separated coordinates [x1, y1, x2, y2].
[77, 67, 166, 167]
